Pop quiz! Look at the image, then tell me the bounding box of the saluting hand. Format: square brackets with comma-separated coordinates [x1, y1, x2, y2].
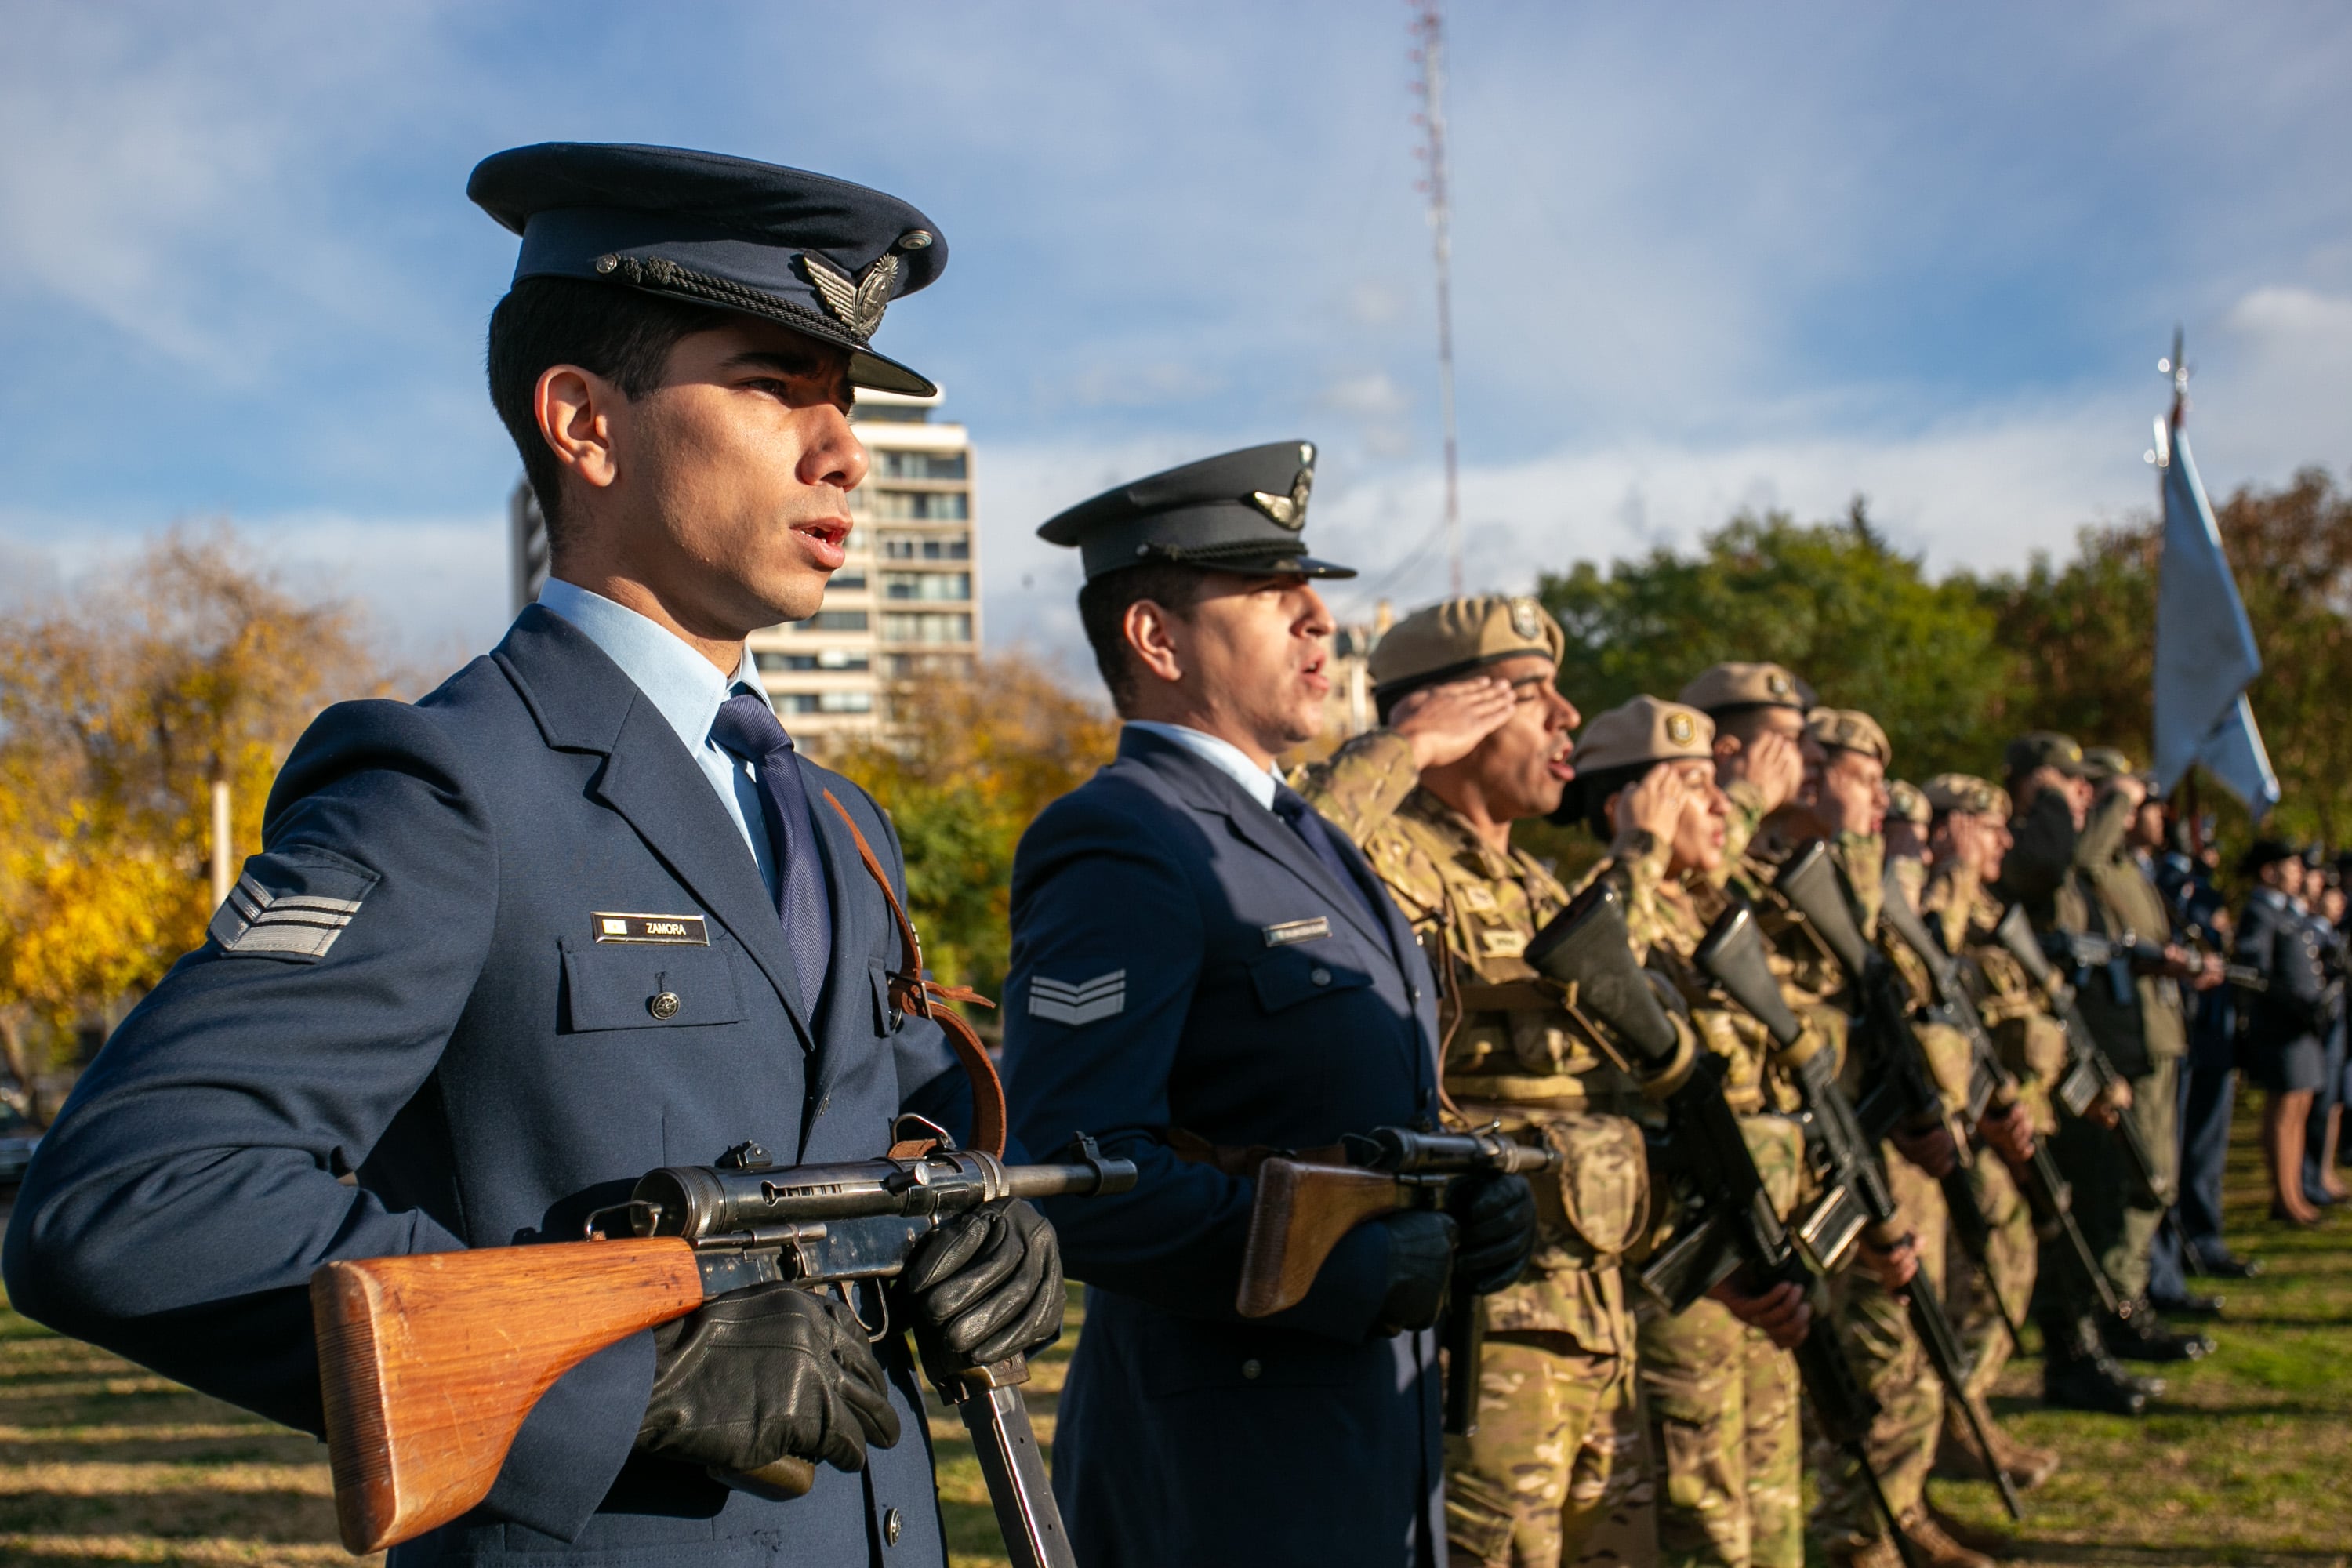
[1614, 760, 1694, 844]
[1389, 676, 1518, 771]
[1743, 729, 1806, 818]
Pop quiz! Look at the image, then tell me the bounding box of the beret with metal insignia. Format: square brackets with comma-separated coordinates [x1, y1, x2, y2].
[1921, 772, 2011, 820]
[1036, 441, 1354, 581]
[1805, 706, 1891, 767]
[2004, 730, 2086, 779]
[1886, 779, 1930, 826]
[2080, 746, 2143, 784]
[1677, 661, 1817, 716]
[468, 142, 947, 396]
[1368, 594, 1566, 698]
[1571, 695, 1715, 775]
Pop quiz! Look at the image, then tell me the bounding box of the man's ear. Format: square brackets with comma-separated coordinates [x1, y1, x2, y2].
[1124, 599, 1185, 687]
[1712, 733, 1744, 764]
[535, 364, 626, 495]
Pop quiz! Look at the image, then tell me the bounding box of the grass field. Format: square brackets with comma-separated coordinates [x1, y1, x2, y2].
[0, 1102, 2345, 1567]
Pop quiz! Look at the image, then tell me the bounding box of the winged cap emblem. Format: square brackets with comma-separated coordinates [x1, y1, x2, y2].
[1248, 445, 1317, 531]
[800, 251, 901, 339]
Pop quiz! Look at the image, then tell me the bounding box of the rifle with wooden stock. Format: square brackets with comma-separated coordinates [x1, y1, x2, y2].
[1235, 1123, 1555, 1436]
[1875, 878, 2125, 1323]
[1519, 879, 1923, 1565]
[1770, 844, 2023, 1523]
[1994, 905, 2173, 1209]
[310, 1131, 1134, 1563]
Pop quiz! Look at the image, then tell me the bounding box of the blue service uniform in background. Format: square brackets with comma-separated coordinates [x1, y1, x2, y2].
[2238, 886, 2326, 1095]
[3, 602, 971, 1567]
[1004, 725, 1447, 1568]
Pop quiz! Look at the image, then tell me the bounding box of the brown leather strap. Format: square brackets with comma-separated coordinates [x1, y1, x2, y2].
[1165, 1127, 1348, 1179]
[820, 789, 1007, 1158]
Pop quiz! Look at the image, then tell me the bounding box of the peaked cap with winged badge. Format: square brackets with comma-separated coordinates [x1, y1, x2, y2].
[470, 141, 947, 396]
[1037, 440, 1356, 581]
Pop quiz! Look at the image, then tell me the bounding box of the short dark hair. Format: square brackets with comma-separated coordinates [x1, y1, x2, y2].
[1076, 562, 1210, 714]
[1709, 703, 1794, 747]
[485, 278, 734, 556]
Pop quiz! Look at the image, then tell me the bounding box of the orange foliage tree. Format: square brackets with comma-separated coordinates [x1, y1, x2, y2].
[0, 526, 392, 1120]
[826, 654, 1119, 1011]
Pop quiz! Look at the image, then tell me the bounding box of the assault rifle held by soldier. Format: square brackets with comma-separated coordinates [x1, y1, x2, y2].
[1994, 906, 2174, 1208]
[1520, 880, 1925, 1566]
[1235, 1123, 1554, 1435]
[1770, 844, 2024, 1523]
[1875, 877, 2125, 1323]
[310, 1131, 1135, 1565]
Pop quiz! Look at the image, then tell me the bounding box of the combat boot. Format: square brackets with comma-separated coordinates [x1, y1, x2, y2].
[1899, 1504, 1994, 1568]
[2104, 1299, 2215, 1363]
[2042, 1318, 2152, 1414]
[1936, 1402, 2060, 1490]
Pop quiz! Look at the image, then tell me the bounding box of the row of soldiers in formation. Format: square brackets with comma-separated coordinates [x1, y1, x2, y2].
[1279, 630, 2198, 1568]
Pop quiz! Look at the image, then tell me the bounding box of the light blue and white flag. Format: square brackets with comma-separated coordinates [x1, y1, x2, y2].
[2151, 416, 2263, 793]
[2194, 692, 2281, 820]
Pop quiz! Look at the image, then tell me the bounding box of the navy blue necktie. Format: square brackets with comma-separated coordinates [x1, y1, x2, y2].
[1272, 783, 1381, 926]
[711, 693, 832, 1011]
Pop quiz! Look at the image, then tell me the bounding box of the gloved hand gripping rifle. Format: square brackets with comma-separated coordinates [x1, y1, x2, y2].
[1236, 1125, 1555, 1436]
[1876, 880, 2123, 1324]
[1771, 845, 2023, 1522]
[1994, 905, 2172, 1208]
[1521, 880, 1923, 1563]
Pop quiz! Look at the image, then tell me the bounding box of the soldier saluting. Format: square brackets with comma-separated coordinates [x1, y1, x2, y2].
[1004, 446, 1539, 1567]
[5, 143, 1062, 1566]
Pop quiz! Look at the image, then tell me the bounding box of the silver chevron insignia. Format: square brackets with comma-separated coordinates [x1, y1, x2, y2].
[208, 871, 364, 960]
[1028, 969, 1127, 1027]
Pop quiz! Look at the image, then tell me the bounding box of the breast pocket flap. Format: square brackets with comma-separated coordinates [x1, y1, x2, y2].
[561, 937, 745, 1033]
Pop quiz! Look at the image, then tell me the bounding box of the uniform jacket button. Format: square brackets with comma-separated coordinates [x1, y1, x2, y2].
[1241, 1358, 1262, 1379]
[884, 1506, 902, 1544]
[1309, 967, 1332, 986]
[648, 990, 681, 1020]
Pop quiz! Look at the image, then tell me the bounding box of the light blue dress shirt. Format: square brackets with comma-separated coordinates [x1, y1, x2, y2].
[1123, 720, 1281, 811]
[536, 579, 780, 902]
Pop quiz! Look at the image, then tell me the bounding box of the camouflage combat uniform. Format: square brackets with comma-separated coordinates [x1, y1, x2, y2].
[1299, 731, 1653, 1568]
[1921, 862, 2066, 1405]
[1595, 827, 1810, 1568]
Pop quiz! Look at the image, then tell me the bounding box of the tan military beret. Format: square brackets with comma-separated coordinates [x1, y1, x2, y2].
[2004, 731, 2085, 779]
[1922, 772, 2011, 819]
[1369, 593, 1566, 695]
[1572, 695, 1715, 774]
[2082, 746, 2140, 783]
[1886, 780, 1929, 826]
[1806, 706, 1891, 766]
[1677, 660, 1817, 714]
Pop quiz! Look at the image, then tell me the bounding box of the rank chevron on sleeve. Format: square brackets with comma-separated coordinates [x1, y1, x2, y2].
[1027, 969, 1127, 1027]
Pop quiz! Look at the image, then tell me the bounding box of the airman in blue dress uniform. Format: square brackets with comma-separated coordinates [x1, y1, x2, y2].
[1001, 444, 1538, 1567]
[3, 143, 1062, 1567]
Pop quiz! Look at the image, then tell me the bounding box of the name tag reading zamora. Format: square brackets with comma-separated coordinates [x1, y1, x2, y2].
[591, 913, 710, 946]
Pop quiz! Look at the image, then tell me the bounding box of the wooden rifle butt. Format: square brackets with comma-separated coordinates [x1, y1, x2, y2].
[1235, 1160, 1406, 1318]
[311, 1236, 704, 1554]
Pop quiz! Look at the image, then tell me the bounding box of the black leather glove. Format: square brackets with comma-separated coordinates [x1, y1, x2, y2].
[1450, 1169, 1537, 1294]
[636, 1282, 900, 1475]
[899, 1200, 1065, 1385]
[1370, 1209, 1457, 1335]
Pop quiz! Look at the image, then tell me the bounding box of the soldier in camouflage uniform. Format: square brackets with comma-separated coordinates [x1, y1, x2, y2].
[1886, 782, 1931, 916]
[1679, 662, 1820, 881]
[1569, 696, 1824, 1568]
[1917, 774, 2064, 1494]
[1769, 710, 1984, 1568]
[1295, 597, 1655, 1568]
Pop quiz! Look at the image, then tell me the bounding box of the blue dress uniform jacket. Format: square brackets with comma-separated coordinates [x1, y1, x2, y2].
[2237, 888, 2328, 1091]
[1003, 727, 1447, 1568]
[2, 606, 971, 1568]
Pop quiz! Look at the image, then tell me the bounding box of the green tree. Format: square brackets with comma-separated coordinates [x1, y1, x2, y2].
[1537, 501, 2013, 781]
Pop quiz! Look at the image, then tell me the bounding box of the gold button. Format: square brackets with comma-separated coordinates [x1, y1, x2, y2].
[648, 991, 681, 1020]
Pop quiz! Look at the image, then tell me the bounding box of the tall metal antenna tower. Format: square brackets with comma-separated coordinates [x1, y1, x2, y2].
[1408, 0, 1463, 595]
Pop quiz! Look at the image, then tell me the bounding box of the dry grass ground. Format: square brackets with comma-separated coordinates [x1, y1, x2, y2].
[0, 1098, 2344, 1567]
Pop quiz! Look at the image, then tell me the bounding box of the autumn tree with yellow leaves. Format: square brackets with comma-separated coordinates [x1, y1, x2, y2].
[826, 655, 1118, 1012]
[0, 527, 392, 1121]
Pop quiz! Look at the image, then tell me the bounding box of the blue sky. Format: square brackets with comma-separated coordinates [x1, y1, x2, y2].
[2, 2, 2347, 671]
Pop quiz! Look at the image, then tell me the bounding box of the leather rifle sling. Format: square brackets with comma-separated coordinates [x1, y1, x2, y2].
[821, 789, 1008, 1159]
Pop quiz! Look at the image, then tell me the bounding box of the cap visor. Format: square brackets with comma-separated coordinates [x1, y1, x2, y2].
[1279, 553, 1357, 580]
[849, 344, 938, 398]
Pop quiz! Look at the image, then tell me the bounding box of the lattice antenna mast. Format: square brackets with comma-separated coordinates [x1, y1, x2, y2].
[1409, 0, 1463, 595]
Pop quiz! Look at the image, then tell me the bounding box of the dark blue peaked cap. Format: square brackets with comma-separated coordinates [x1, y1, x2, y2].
[1039, 441, 1356, 582]
[469, 142, 946, 397]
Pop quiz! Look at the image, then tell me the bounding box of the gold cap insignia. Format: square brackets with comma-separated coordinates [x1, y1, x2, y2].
[800, 251, 900, 339]
[1766, 671, 1791, 696]
[1667, 712, 1697, 746]
[1511, 597, 1543, 639]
